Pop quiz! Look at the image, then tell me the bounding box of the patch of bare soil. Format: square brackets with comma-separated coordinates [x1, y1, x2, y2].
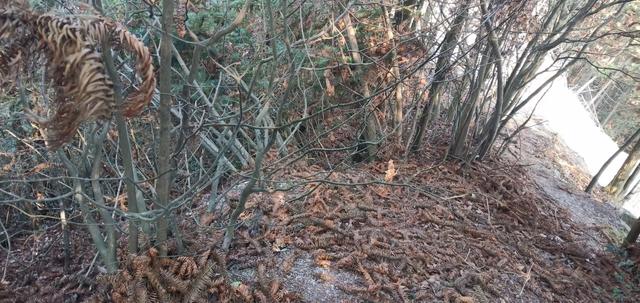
[505, 121, 629, 238]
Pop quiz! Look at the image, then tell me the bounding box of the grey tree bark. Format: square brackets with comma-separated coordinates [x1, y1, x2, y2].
[156, 0, 176, 256]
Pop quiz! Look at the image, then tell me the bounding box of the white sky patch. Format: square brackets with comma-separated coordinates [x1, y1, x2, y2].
[519, 56, 639, 218]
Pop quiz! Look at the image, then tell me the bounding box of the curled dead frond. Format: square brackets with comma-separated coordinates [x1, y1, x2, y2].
[0, 2, 156, 149]
[82, 17, 156, 117]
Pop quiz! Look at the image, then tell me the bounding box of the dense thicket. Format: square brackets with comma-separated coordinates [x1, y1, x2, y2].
[0, 0, 638, 301]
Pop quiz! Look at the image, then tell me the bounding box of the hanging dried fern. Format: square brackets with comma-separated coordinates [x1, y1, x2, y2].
[81, 16, 156, 117]
[0, 2, 156, 149]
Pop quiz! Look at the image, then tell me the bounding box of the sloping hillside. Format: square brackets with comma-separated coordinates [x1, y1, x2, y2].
[520, 57, 640, 217]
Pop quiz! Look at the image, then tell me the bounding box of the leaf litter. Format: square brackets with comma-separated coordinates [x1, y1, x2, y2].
[1, 128, 639, 302]
[195, 131, 640, 302]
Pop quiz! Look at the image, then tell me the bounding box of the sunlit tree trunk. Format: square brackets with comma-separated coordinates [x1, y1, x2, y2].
[383, 5, 403, 142]
[344, 13, 380, 159]
[620, 161, 640, 198]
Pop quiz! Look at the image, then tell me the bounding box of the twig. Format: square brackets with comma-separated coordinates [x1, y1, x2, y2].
[485, 196, 492, 226]
[85, 252, 99, 277]
[518, 262, 534, 297]
[0, 218, 10, 283]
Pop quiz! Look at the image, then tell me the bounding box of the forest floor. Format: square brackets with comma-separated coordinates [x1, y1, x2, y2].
[1, 122, 640, 302]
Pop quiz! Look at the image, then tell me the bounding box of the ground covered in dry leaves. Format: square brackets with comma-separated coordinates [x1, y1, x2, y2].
[1, 127, 640, 302]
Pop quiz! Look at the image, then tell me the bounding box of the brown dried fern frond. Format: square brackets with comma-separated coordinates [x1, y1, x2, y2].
[183, 258, 216, 303]
[171, 256, 199, 278]
[0, 3, 156, 149]
[158, 269, 190, 294]
[31, 14, 115, 148]
[93, 248, 228, 303]
[82, 16, 156, 117]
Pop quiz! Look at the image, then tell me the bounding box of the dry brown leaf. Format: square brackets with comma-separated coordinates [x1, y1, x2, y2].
[35, 192, 45, 206]
[200, 212, 215, 226]
[2, 162, 13, 172]
[372, 185, 391, 198]
[114, 194, 128, 211]
[282, 253, 298, 274]
[456, 296, 475, 303]
[272, 237, 287, 252]
[317, 259, 331, 268]
[314, 252, 331, 268]
[317, 272, 335, 282]
[32, 163, 51, 173]
[384, 160, 397, 182]
[324, 69, 335, 96]
[271, 191, 289, 220]
[271, 191, 285, 210]
[269, 280, 281, 297]
[233, 282, 252, 302]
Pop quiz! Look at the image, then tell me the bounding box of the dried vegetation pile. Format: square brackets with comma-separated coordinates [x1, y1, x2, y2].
[1, 139, 640, 303]
[207, 152, 639, 302]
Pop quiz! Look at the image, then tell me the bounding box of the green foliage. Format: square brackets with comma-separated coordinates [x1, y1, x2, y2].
[354, 7, 384, 20]
[187, 0, 247, 36]
[612, 287, 624, 301]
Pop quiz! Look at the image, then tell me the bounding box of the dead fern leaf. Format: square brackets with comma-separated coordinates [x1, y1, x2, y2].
[172, 256, 198, 278]
[0, 3, 156, 149]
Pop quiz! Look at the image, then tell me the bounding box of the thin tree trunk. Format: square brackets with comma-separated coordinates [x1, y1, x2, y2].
[623, 217, 640, 247]
[478, 0, 505, 159]
[393, 0, 417, 29]
[94, 0, 145, 254]
[575, 76, 597, 94]
[344, 13, 380, 159]
[586, 127, 640, 193]
[383, 5, 403, 142]
[606, 138, 640, 198]
[620, 162, 640, 199]
[88, 126, 118, 270]
[411, 0, 427, 31]
[450, 41, 491, 158]
[156, 0, 175, 256]
[591, 76, 614, 108]
[59, 151, 117, 273]
[59, 198, 70, 273]
[601, 92, 626, 126]
[410, 2, 469, 152]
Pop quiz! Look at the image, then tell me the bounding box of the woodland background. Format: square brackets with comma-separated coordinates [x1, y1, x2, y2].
[0, 0, 639, 302]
